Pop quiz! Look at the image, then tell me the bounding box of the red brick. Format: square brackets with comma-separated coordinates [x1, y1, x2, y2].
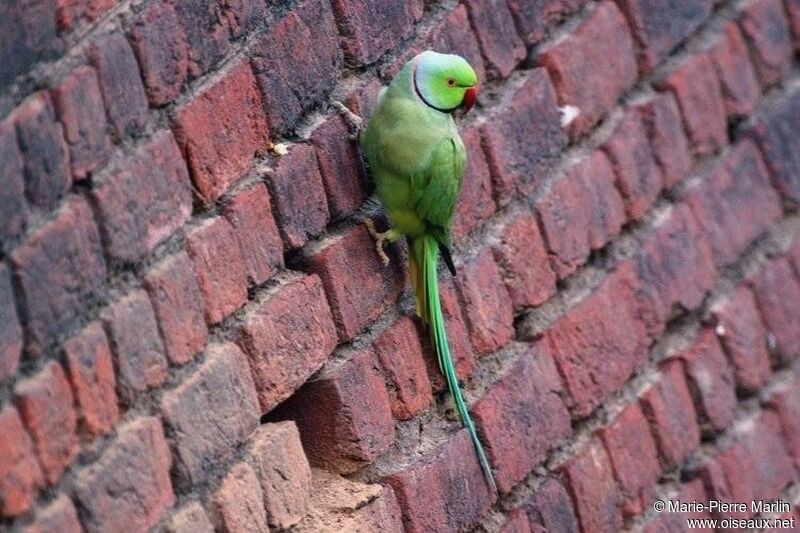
[473, 345, 571, 493]
[308, 224, 404, 340]
[492, 212, 556, 310]
[222, 183, 283, 285]
[173, 59, 268, 204]
[186, 216, 248, 324]
[144, 251, 208, 366]
[276, 349, 393, 473]
[559, 438, 622, 532]
[245, 422, 312, 529]
[14, 361, 79, 485]
[0, 406, 44, 517]
[93, 130, 192, 262]
[24, 494, 82, 533]
[463, 0, 525, 78]
[161, 342, 259, 486]
[128, 0, 189, 106]
[614, 0, 713, 71]
[697, 442, 756, 520]
[451, 125, 495, 241]
[51, 66, 111, 179]
[739, 410, 797, 500]
[384, 429, 494, 532]
[676, 329, 736, 433]
[170, 0, 241, 77]
[309, 114, 366, 221]
[678, 479, 713, 528]
[373, 316, 433, 420]
[251, 0, 342, 132]
[501, 509, 531, 533]
[535, 150, 625, 278]
[0, 120, 26, 243]
[102, 290, 167, 398]
[12, 92, 71, 208]
[330, 0, 420, 67]
[739, 0, 793, 88]
[602, 109, 663, 220]
[266, 143, 330, 250]
[524, 478, 580, 533]
[72, 417, 174, 531]
[636, 93, 692, 188]
[165, 503, 214, 533]
[539, 1, 637, 137]
[656, 52, 727, 157]
[640, 359, 700, 470]
[710, 22, 761, 120]
[56, 0, 113, 31]
[0, 1, 61, 91]
[480, 69, 567, 205]
[0, 264, 22, 383]
[236, 275, 338, 412]
[212, 462, 268, 532]
[87, 32, 149, 139]
[748, 258, 800, 361]
[507, 0, 585, 45]
[710, 285, 772, 392]
[546, 271, 648, 417]
[686, 141, 781, 266]
[767, 376, 800, 469]
[598, 403, 660, 517]
[63, 322, 119, 437]
[344, 77, 384, 119]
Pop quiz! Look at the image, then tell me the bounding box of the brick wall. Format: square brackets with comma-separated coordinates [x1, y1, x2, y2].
[1, 0, 799, 531]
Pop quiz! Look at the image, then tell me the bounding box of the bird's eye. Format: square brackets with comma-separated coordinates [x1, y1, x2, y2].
[447, 78, 456, 87]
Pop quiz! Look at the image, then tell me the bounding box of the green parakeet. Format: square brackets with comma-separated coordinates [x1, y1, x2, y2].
[358, 51, 495, 492]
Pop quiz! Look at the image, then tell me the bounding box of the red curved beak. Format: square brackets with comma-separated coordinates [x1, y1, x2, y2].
[462, 86, 477, 113]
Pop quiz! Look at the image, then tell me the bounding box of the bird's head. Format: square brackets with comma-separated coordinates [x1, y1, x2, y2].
[413, 51, 478, 116]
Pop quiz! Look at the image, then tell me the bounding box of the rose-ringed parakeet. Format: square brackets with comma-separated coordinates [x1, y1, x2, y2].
[340, 51, 495, 492]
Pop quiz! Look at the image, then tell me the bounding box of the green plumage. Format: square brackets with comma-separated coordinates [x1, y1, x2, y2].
[360, 51, 496, 492]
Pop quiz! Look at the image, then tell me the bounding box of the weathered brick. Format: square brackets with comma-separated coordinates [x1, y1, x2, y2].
[500, 508, 531, 533]
[697, 442, 756, 521]
[636, 93, 692, 188]
[492, 212, 556, 310]
[103, 290, 167, 397]
[265, 143, 330, 250]
[236, 275, 338, 412]
[164, 502, 214, 533]
[24, 494, 82, 533]
[212, 462, 268, 532]
[245, 422, 312, 530]
[171, 0, 236, 77]
[539, 1, 637, 137]
[128, 0, 189, 106]
[559, 438, 622, 532]
[640, 359, 700, 470]
[11, 196, 106, 355]
[222, 183, 284, 285]
[93, 130, 192, 263]
[56, 0, 114, 31]
[685, 140, 781, 266]
[452, 125, 495, 241]
[767, 376, 800, 469]
[710, 22, 761, 120]
[739, 0, 793, 88]
[276, 349, 394, 473]
[677, 479, 713, 527]
[473, 345, 571, 493]
[308, 224, 404, 340]
[0, 0, 61, 91]
[545, 271, 648, 417]
[144, 252, 208, 366]
[0, 406, 44, 517]
[456, 249, 514, 354]
[173, 59, 268, 204]
[0, 264, 22, 382]
[87, 32, 149, 139]
[12, 92, 71, 208]
[0, 120, 26, 243]
[252, 0, 342, 132]
[710, 285, 773, 392]
[507, 0, 585, 45]
[598, 403, 659, 517]
[161, 342, 259, 486]
[373, 316, 433, 420]
[656, 52, 727, 157]
[738, 410, 797, 501]
[186, 216, 248, 324]
[523, 477, 580, 533]
[535, 150, 625, 278]
[463, 0, 526, 78]
[73, 417, 174, 532]
[14, 361, 79, 485]
[480, 68, 567, 205]
[788, 0, 800, 49]
[748, 258, 800, 361]
[51, 66, 112, 179]
[384, 429, 494, 532]
[63, 322, 119, 437]
[614, 0, 713, 70]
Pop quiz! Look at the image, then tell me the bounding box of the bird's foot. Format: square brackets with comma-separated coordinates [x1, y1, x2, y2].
[364, 218, 399, 266]
[332, 101, 363, 140]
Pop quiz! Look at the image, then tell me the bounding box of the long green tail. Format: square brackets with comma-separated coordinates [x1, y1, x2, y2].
[410, 235, 497, 493]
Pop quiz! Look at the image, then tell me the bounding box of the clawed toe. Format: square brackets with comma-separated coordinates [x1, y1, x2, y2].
[332, 101, 363, 140]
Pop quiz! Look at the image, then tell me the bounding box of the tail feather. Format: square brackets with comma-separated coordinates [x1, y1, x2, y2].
[410, 235, 497, 493]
